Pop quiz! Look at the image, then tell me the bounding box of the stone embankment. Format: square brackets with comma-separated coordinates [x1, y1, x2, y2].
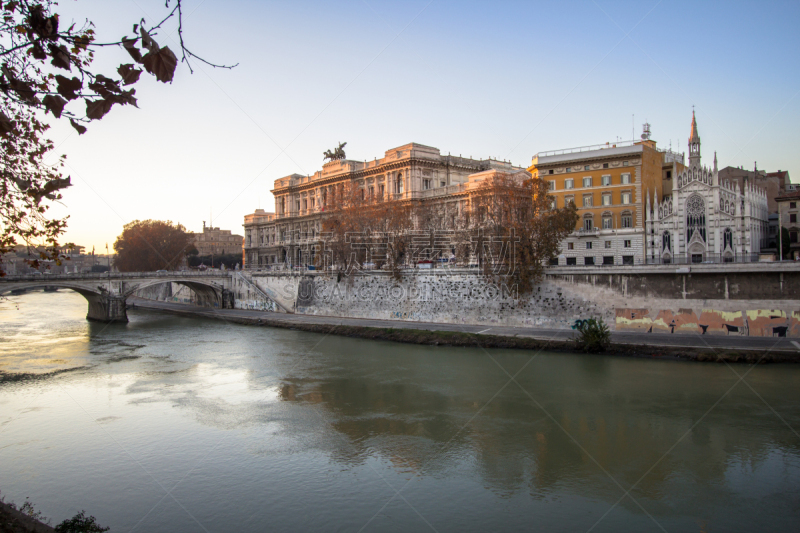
[128, 298, 800, 364]
[235, 265, 800, 338]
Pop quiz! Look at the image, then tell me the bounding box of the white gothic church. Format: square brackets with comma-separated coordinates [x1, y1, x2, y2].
[645, 113, 768, 263]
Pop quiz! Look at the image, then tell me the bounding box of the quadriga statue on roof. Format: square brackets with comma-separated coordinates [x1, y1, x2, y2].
[323, 142, 347, 162]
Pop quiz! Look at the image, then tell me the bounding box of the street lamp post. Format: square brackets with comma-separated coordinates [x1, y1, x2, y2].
[106, 243, 110, 292]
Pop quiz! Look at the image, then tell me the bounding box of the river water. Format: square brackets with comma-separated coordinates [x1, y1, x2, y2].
[1, 291, 800, 532]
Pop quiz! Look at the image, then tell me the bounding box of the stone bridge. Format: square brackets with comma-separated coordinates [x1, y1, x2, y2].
[0, 271, 243, 322]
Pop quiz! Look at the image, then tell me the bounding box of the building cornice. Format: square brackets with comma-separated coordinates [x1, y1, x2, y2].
[271, 157, 489, 195]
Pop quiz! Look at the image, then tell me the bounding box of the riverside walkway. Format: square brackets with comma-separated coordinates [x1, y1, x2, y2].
[129, 298, 800, 356]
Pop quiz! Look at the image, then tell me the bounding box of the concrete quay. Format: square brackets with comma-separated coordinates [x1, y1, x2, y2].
[128, 297, 800, 361]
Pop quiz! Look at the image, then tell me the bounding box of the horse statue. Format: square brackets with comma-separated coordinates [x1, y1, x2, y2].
[323, 142, 347, 162]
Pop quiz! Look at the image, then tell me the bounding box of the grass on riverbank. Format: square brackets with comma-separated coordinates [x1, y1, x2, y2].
[0, 492, 109, 533]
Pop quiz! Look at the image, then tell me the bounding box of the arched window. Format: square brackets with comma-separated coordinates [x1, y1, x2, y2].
[723, 227, 733, 250]
[662, 231, 671, 252]
[686, 194, 706, 243]
[396, 173, 403, 194]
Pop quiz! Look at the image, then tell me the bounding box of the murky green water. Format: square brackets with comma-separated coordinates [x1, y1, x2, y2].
[1, 291, 800, 532]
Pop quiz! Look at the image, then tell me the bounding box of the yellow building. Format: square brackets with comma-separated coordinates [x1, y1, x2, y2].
[528, 125, 685, 266]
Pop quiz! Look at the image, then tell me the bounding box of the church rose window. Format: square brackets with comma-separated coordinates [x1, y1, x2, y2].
[686, 194, 707, 243]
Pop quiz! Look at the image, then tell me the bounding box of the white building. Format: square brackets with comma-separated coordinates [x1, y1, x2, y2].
[645, 113, 768, 263]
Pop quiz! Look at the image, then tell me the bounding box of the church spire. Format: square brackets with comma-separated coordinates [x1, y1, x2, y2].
[688, 110, 701, 167]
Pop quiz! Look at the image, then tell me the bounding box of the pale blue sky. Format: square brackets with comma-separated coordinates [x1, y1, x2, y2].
[46, 0, 800, 251]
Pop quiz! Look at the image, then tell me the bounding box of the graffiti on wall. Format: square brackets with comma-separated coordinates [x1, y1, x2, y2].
[616, 308, 799, 337]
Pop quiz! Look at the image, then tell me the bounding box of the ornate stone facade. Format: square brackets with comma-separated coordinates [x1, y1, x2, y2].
[645, 113, 768, 263]
[243, 143, 525, 269]
[189, 222, 244, 256]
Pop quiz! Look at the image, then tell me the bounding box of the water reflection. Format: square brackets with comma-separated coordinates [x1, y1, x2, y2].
[266, 338, 800, 519]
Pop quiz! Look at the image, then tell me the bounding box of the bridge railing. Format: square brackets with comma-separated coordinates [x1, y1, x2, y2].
[1, 270, 232, 282]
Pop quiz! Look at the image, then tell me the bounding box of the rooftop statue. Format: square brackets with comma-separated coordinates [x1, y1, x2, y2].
[323, 142, 347, 162]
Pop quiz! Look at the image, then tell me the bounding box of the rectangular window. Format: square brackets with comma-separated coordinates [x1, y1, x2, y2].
[549, 169, 554, 174]
[624, 239, 632, 248]
[423, 179, 431, 190]
[583, 195, 593, 207]
[791, 214, 797, 223]
[549, 257, 559, 266]
[602, 217, 612, 229]
[666, 170, 672, 179]
[621, 173, 631, 185]
[622, 255, 634, 265]
[792, 232, 798, 243]
[623, 160, 629, 166]
[441, 181, 446, 187]
[791, 202, 797, 208]
[567, 242, 574, 250]
[310, 197, 315, 207]
[566, 257, 577, 266]
[603, 256, 614, 265]
[586, 241, 593, 249]
[566, 167, 571, 173]
[603, 163, 609, 169]
[548, 181, 555, 191]
[605, 240, 612, 249]
[584, 218, 593, 231]
[584, 256, 595, 265]
[584, 165, 590, 171]
[551, 198, 557, 209]
[565, 196, 574, 206]
[564, 179, 574, 189]
[622, 192, 632, 204]
[602, 194, 611, 206]
[622, 215, 632, 228]
[583, 177, 592, 188]
[601, 175, 611, 186]
[379, 184, 385, 196]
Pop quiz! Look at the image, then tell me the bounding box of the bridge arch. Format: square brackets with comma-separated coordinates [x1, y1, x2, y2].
[123, 278, 228, 308]
[1, 271, 284, 322]
[0, 281, 124, 322]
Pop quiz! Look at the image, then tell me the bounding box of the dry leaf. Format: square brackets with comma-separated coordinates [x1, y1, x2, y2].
[142, 45, 177, 83]
[42, 94, 67, 118]
[86, 98, 114, 120]
[117, 64, 142, 85]
[48, 44, 71, 70]
[69, 118, 87, 134]
[55, 75, 82, 100]
[121, 36, 143, 63]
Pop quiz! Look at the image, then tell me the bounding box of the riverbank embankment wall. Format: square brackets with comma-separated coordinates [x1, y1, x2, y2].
[243, 264, 800, 337]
